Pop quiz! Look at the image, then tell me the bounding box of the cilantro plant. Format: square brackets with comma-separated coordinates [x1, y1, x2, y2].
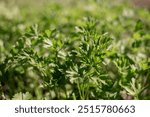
[0, 0, 150, 100]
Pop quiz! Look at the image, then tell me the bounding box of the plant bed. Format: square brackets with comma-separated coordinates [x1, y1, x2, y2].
[0, 0, 150, 100]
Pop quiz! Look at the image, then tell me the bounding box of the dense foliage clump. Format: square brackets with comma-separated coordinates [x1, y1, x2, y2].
[0, 0, 150, 99]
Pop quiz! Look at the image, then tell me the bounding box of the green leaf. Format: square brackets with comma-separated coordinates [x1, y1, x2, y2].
[12, 92, 33, 100]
